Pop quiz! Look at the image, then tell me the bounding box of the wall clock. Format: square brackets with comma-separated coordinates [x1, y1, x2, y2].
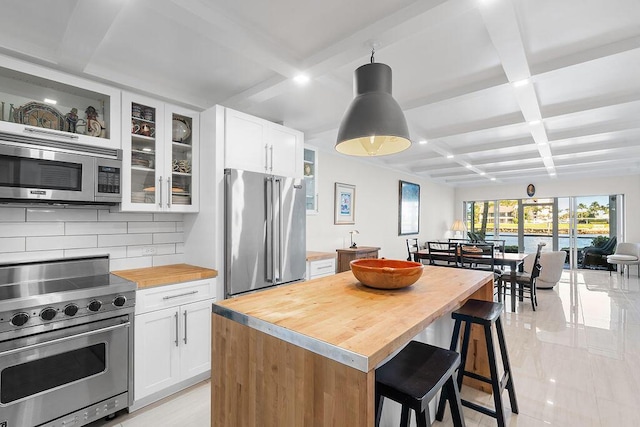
[526, 184, 535, 197]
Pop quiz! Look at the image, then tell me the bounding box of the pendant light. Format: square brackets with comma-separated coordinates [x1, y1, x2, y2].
[335, 48, 411, 156]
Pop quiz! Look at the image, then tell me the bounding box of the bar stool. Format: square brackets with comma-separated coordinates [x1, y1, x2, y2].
[375, 340, 466, 427]
[435, 299, 517, 427]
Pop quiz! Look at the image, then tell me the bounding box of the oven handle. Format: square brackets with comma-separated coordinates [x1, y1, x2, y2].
[0, 322, 130, 357]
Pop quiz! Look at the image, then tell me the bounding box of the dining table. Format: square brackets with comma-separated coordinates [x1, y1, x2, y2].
[412, 249, 529, 311]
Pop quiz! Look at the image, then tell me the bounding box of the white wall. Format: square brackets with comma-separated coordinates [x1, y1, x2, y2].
[306, 147, 456, 261]
[0, 206, 185, 271]
[454, 174, 640, 242]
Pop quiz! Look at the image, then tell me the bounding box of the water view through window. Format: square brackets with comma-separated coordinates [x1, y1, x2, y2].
[464, 195, 621, 266]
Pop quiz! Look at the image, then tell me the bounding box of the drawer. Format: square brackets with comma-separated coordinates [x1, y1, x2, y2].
[310, 258, 336, 277]
[355, 251, 378, 260]
[136, 279, 214, 314]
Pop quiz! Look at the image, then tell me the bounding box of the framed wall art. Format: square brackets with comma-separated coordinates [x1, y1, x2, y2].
[398, 180, 420, 235]
[334, 182, 356, 224]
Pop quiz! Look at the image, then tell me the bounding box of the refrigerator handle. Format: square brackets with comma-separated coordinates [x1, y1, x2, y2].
[276, 178, 283, 282]
[270, 177, 278, 283]
[264, 144, 269, 173]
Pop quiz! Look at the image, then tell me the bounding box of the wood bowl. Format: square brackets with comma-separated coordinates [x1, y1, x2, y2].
[350, 259, 424, 290]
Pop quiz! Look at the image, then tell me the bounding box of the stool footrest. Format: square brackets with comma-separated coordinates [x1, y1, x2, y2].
[461, 399, 497, 418]
[461, 370, 491, 384]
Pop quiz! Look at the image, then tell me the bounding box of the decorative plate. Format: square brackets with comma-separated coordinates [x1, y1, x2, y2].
[172, 117, 191, 142]
[14, 102, 65, 131]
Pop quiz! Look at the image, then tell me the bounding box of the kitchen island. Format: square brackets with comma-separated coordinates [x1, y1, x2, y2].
[211, 265, 494, 426]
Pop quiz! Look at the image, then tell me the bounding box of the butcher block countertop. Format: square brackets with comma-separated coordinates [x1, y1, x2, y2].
[306, 251, 336, 261]
[113, 264, 218, 289]
[213, 265, 492, 371]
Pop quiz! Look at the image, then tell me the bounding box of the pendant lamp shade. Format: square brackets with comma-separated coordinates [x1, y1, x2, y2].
[336, 62, 411, 156]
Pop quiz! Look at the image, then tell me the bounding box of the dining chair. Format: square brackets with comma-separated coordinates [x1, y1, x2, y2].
[500, 243, 545, 311]
[406, 238, 420, 262]
[427, 241, 459, 267]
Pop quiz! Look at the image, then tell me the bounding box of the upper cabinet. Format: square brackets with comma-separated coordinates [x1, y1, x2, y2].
[224, 108, 303, 178]
[304, 147, 318, 214]
[0, 56, 121, 150]
[121, 92, 199, 212]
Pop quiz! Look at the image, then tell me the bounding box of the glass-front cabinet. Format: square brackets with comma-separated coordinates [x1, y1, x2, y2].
[0, 56, 120, 150]
[121, 92, 198, 212]
[304, 147, 318, 214]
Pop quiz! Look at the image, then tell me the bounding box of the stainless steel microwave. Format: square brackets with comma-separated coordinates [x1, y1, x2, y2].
[0, 131, 122, 204]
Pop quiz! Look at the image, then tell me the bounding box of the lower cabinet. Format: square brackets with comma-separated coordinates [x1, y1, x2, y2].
[133, 279, 215, 410]
[306, 257, 336, 280]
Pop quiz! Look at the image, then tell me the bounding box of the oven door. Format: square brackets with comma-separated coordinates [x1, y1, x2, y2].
[0, 142, 95, 202]
[0, 315, 130, 427]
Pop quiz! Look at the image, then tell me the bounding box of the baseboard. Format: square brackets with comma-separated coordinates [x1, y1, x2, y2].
[128, 370, 210, 412]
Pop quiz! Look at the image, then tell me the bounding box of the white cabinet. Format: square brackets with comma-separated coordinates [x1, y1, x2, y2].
[121, 92, 199, 212]
[0, 55, 121, 150]
[133, 279, 214, 409]
[224, 107, 303, 178]
[306, 257, 336, 280]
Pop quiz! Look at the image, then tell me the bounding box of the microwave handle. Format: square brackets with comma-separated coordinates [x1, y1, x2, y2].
[24, 127, 80, 140]
[167, 177, 172, 208]
[158, 176, 163, 208]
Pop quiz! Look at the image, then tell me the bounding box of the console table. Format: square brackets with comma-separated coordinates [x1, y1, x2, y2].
[336, 246, 380, 272]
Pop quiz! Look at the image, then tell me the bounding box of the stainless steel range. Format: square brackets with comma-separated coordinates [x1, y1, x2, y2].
[0, 255, 136, 427]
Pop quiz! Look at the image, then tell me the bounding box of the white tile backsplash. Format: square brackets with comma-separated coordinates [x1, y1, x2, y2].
[27, 208, 98, 222]
[0, 222, 64, 237]
[0, 207, 185, 271]
[0, 237, 26, 253]
[0, 208, 26, 222]
[99, 233, 153, 247]
[66, 222, 127, 235]
[127, 221, 176, 234]
[26, 235, 97, 251]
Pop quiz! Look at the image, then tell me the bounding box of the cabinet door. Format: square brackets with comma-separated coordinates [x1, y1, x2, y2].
[304, 147, 318, 214]
[269, 125, 303, 178]
[179, 299, 213, 379]
[165, 104, 199, 212]
[122, 92, 165, 212]
[134, 307, 180, 401]
[224, 108, 267, 173]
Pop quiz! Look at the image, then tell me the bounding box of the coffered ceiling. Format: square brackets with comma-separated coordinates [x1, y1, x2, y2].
[1, 0, 639, 186]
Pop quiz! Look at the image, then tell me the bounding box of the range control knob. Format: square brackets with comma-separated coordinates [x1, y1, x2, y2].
[64, 304, 79, 317]
[88, 300, 102, 312]
[113, 295, 127, 307]
[40, 307, 57, 321]
[10, 312, 30, 327]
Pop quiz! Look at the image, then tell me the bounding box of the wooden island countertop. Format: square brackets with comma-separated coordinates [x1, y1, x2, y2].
[211, 265, 494, 427]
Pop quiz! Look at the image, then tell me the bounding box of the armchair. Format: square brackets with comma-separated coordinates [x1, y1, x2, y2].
[523, 251, 566, 289]
[607, 242, 640, 277]
[581, 236, 617, 268]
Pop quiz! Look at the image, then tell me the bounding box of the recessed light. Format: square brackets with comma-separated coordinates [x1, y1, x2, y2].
[465, 164, 472, 169]
[419, 139, 428, 145]
[512, 79, 530, 88]
[293, 74, 310, 85]
[44, 98, 57, 105]
[480, 172, 486, 176]
[490, 177, 496, 181]
[446, 154, 454, 159]
[529, 119, 541, 126]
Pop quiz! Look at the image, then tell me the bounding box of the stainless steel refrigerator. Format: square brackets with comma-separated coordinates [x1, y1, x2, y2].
[224, 168, 306, 298]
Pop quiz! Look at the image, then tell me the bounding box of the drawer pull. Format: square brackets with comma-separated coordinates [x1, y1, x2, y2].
[316, 265, 334, 270]
[163, 290, 199, 300]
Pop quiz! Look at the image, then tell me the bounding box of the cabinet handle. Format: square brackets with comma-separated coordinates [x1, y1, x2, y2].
[269, 145, 274, 172]
[264, 144, 269, 172]
[24, 127, 79, 140]
[174, 311, 179, 347]
[158, 176, 163, 208]
[183, 310, 188, 345]
[162, 290, 199, 300]
[316, 265, 334, 270]
[167, 177, 172, 208]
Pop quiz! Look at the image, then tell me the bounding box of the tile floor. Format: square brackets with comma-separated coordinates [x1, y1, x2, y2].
[92, 268, 639, 426]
